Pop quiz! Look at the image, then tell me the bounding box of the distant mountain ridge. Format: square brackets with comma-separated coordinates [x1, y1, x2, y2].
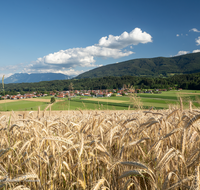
[4, 73, 74, 84]
[76, 52, 200, 79]
[4, 52, 200, 84]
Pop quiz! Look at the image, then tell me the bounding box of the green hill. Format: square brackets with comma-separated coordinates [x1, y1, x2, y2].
[76, 52, 200, 79]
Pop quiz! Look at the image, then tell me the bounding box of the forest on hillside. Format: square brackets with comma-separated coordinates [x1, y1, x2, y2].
[76, 52, 200, 78]
[1, 72, 200, 95]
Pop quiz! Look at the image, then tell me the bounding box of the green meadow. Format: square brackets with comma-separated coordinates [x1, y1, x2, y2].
[0, 100, 48, 111]
[0, 90, 200, 111]
[51, 99, 126, 111]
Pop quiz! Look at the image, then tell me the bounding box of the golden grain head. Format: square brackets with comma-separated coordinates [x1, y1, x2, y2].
[0, 107, 199, 189]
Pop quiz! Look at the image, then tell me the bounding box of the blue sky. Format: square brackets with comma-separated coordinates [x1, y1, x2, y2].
[0, 0, 200, 78]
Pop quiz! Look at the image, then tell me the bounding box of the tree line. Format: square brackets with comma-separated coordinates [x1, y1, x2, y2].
[1, 72, 200, 95]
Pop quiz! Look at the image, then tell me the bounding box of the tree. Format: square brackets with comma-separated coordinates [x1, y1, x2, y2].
[50, 97, 56, 104]
[123, 84, 127, 90]
[69, 82, 74, 91]
[90, 92, 95, 96]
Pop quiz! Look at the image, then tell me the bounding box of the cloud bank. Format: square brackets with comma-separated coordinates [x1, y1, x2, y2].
[193, 49, 200, 53]
[39, 46, 133, 66]
[173, 49, 200, 57]
[196, 37, 200, 46]
[174, 51, 190, 56]
[22, 28, 152, 76]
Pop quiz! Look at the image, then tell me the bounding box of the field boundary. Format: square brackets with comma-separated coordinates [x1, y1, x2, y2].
[0, 98, 64, 104]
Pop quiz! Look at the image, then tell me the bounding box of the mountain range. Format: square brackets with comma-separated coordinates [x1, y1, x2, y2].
[76, 52, 200, 79]
[4, 73, 74, 84]
[3, 52, 200, 84]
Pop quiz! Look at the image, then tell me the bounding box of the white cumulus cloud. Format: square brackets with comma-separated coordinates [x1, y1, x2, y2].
[52, 69, 85, 76]
[98, 28, 152, 49]
[190, 28, 200, 33]
[176, 34, 179, 37]
[3, 28, 152, 76]
[37, 46, 133, 68]
[20, 63, 84, 76]
[193, 49, 200, 53]
[30, 28, 152, 75]
[196, 37, 200, 46]
[174, 51, 190, 56]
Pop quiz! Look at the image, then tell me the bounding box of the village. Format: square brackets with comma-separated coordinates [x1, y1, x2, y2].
[0, 87, 181, 100]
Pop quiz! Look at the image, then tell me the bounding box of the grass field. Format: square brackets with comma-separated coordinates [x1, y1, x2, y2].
[79, 90, 200, 109]
[52, 98, 127, 110]
[0, 100, 48, 111]
[0, 90, 200, 111]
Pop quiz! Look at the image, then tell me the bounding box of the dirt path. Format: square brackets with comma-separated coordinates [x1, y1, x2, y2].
[0, 98, 64, 104]
[0, 99, 21, 104]
[22, 98, 64, 102]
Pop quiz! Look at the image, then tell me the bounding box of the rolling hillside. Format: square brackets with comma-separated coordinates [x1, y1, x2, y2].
[76, 52, 200, 79]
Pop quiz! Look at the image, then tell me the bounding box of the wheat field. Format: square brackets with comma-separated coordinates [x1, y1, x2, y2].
[0, 103, 200, 189]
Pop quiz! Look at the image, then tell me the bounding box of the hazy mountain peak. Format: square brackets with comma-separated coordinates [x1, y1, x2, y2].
[4, 73, 75, 84]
